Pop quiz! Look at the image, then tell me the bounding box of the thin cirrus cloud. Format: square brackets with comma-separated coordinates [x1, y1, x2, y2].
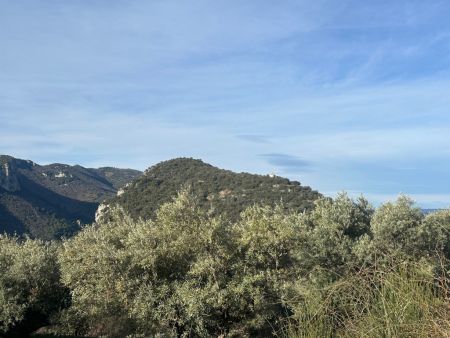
[236, 135, 271, 144]
[1, 0, 450, 207]
[259, 153, 312, 173]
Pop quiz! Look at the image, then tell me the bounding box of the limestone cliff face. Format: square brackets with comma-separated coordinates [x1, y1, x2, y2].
[0, 161, 20, 192]
[95, 203, 109, 223]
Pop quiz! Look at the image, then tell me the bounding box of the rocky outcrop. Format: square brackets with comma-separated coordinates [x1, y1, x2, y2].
[0, 161, 20, 192]
[116, 183, 131, 197]
[95, 203, 109, 223]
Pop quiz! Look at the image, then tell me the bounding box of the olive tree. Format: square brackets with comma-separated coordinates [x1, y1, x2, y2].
[0, 236, 65, 334]
[295, 193, 373, 279]
[58, 191, 307, 337]
[368, 196, 424, 260]
[59, 190, 235, 337]
[56, 191, 449, 337]
[420, 209, 450, 258]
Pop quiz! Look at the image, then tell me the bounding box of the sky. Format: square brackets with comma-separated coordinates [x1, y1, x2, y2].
[1, 0, 450, 208]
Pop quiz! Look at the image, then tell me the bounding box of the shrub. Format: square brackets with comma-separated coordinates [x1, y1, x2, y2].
[58, 191, 307, 337]
[287, 261, 450, 338]
[0, 236, 66, 334]
[29, 192, 450, 337]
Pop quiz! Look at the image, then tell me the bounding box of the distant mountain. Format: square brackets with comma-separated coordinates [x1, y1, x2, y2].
[0, 155, 142, 239]
[421, 208, 444, 215]
[101, 158, 321, 222]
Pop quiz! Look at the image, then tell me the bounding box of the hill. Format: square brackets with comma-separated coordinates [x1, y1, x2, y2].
[0, 155, 142, 239]
[102, 157, 321, 221]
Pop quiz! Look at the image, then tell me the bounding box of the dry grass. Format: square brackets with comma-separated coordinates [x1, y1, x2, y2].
[286, 260, 450, 338]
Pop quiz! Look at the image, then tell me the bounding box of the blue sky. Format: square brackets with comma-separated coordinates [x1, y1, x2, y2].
[1, 1, 450, 207]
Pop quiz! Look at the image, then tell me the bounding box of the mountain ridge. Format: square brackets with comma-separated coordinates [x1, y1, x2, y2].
[1, 155, 322, 239]
[0, 155, 142, 239]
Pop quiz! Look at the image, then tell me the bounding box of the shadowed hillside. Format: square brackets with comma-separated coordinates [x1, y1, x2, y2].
[0, 155, 142, 239]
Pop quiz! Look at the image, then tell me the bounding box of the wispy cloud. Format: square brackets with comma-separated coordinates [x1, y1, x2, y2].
[1, 0, 450, 207]
[236, 134, 270, 144]
[259, 153, 312, 173]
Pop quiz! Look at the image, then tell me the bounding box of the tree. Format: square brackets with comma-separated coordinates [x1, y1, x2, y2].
[0, 236, 66, 334]
[420, 209, 450, 258]
[370, 196, 424, 258]
[294, 193, 373, 278]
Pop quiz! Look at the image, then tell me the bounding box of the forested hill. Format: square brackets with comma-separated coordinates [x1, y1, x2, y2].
[0, 155, 142, 239]
[103, 157, 321, 221]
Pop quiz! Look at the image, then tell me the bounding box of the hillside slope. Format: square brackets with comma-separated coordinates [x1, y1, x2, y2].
[104, 158, 321, 221]
[0, 155, 142, 239]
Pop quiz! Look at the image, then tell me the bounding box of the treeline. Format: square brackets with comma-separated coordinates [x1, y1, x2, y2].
[0, 191, 449, 337]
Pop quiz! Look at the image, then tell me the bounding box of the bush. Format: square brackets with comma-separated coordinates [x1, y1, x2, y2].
[0, 236, 67, 335]
[3, 192, 449, 337]
[58, 191, 307, 337]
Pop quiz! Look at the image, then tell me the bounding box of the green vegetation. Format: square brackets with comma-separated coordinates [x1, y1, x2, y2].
[286, 262, 450, 338]
[94, 167, 143, 190]
[0, 236, 67, 336]
[1, 190, 448, 337]
[107, 158, 321, 222]
[0, 155, 141, 240]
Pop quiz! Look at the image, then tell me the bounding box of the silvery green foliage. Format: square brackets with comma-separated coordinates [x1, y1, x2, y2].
[295, 193, 373, 279]
[420, 209, 450, 258]
[59, 190, 306, 337]
[59, 190, 230, 336]
[57, 191, 449, 337]
[370, 196, 424, 258]
[58, 207, 140, 337]
[229, 204, 304, 335]
[0, 236, 63, 333]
